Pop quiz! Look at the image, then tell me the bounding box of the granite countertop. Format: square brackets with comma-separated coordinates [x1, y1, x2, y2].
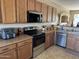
[0, 35, 32, 47]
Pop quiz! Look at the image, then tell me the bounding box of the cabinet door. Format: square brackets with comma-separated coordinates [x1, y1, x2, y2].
[0, 49, 17, 59]
[52, 8, 57, 22]
[45, 35, 50, 49]
[35, 1, 42, 12]
[16, 0, 27, 23]
[75, 39, 79, 52]
[0, 0, 2, 23]
[48, 6, 53, 22]
[42, 3, 48, 22]
[18, 43, 32, 59]
[45, 32, 54, 49]
[28, 0, 36, 10]
[50, 32, 54, 46]
[1, 0, 16, 23]
[67, 37, 75, 50]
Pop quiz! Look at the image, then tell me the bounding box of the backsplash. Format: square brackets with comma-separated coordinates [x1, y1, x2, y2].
[0, 23, 55, 29]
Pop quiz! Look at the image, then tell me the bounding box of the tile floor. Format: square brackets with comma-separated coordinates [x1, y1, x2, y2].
[33, 46, 79, 59]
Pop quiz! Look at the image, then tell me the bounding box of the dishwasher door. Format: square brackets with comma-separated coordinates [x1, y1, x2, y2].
[56, 32, 67, 48]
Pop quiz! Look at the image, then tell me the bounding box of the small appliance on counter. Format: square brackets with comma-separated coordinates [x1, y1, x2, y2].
[0, 28, 16, 40]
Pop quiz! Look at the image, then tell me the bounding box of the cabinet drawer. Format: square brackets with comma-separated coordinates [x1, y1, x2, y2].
[0, 44, 16, 54]
[17, 39, 32, 47]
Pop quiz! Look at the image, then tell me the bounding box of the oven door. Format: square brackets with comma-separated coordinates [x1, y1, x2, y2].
[33, 34, 45, 48]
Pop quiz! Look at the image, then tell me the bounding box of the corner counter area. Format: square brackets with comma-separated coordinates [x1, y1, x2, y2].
[0, 35, 32, 59]
[56, 26, 79, 53]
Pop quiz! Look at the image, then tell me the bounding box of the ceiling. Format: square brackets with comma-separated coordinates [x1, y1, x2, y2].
[50, 0, 79, 10]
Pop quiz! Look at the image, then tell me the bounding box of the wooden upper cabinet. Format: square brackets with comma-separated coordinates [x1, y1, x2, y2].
[52, 8, 57, 22]
[16, 0, 27, 23]
[42, 3, 48, 22]
[1, 0, 16, 23]
[0, 1, 2, 23]
[48, 6, 53, 22]
[35, 1, 42, 12]
[18, 43, 32, 59]
[28, 0, 36, 10]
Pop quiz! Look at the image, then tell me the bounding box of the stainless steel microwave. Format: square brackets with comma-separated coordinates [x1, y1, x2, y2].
[27, 11, 43, 23]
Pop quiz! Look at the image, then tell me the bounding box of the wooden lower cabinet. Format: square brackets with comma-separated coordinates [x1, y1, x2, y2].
[45, 31, 54, 49]
[0, 49, 17, 59]
[18, 43, 32, 59]
[0, 38, 32, 59]
[67, 33, 79, 52]
[75, 39, 79, 52]
[50, 32, 54, 45]
[67, 37, 76, 50]
[45, 35, 50, 49]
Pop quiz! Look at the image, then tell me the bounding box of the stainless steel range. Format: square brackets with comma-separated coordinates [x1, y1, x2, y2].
[23, 29, 45, 57]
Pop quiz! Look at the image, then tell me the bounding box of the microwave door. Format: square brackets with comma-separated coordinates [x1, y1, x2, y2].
[40, 15, 42, 22]
[27, 12, 42, 23]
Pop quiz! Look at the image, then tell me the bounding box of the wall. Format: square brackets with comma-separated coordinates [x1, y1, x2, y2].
[37, 0, 70, 25]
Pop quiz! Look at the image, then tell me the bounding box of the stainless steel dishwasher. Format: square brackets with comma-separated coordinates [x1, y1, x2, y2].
[56, 32, 67, 48]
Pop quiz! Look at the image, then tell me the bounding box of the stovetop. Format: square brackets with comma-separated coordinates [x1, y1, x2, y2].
[24, 29, 45, 36]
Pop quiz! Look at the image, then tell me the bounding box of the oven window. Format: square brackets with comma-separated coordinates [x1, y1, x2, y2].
[33, 35, 45, 48]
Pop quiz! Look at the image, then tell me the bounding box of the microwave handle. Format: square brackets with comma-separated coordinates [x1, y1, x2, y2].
[40, 15, 43, 22]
